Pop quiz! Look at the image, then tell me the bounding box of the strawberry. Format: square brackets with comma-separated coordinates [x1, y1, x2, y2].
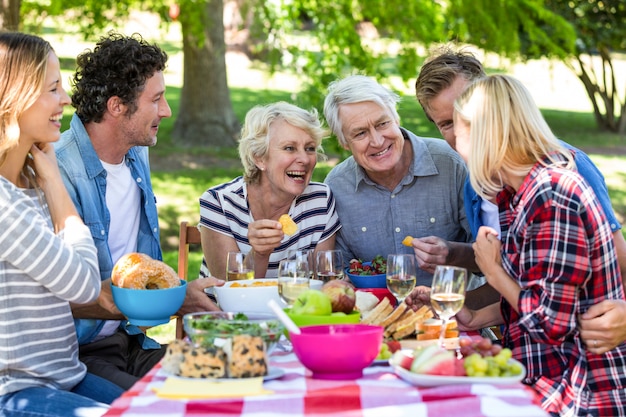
[386, 340, 402, 353]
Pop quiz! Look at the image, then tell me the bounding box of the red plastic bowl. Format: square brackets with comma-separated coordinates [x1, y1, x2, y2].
[357, 288, 397, 307]
[290, 324, 383, 380]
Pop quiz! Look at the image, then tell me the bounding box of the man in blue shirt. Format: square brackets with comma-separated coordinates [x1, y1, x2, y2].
[411, 46, 626, 354]
[55, 33, 223, 390]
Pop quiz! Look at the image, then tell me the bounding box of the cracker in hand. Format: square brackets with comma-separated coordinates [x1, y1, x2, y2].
[279, 214, 298, 236]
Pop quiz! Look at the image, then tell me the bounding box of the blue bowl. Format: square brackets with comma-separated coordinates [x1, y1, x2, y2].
[111, 280, 187, 326]
[345, 262, 387, 289]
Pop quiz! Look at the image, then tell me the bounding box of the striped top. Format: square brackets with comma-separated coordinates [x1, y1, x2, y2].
[199, 177, 341, 278]
[0, 176, 101, 395]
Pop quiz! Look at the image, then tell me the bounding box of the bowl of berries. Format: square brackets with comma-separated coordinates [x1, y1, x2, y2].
[345, 256, 387, 289]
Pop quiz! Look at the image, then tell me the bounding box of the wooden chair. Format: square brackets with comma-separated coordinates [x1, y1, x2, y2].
[175, 220, 202, 339]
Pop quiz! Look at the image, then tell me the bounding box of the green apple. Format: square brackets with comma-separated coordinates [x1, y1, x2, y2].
[291, 289, 332, 316]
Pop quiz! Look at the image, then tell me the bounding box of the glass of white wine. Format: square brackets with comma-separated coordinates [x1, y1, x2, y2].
[386, 254, 417, 305]
[286, 249, 314, 279]
[315, 250, 344, 283]
[226, 251, 255, 281]
[277, 258, 310, 306]
[430, 265, 467, 348]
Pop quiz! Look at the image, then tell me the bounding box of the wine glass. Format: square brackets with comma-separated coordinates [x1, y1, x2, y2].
[386, 254, 417, 305]
[226, 251, 254, 281]
[286, 249, 314, 279]
[277, 258, 310, 306]
[430, 265, 467, 348]
[315, 250, 344, 283]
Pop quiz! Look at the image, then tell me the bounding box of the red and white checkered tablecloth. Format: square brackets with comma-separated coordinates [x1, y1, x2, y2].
[102, 351, 547, 417]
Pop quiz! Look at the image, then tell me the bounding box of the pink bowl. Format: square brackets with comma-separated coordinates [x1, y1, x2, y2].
[290, 324, 383, 380]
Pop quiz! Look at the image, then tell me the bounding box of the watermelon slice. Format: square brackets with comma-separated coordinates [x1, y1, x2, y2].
[410, 345, 459, 376]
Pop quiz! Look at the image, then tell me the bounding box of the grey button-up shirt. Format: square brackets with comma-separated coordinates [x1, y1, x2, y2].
[325, 128, 471, 287]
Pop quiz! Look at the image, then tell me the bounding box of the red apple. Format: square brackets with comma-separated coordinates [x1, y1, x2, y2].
[321, 280, 356, 314]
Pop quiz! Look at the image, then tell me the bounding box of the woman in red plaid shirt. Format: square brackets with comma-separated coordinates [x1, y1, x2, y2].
[454, 74, 626, 416]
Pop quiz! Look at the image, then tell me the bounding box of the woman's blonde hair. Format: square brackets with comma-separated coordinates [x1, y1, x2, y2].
[0, 32, 52, 169]
[454, 74, 573, 200]
[239, 101, 328, 184]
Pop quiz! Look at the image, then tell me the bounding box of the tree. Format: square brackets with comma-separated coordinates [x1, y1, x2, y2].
[172, 0, 239, 147]
[6, 0, 625, 142]
[0, 0, 20, 30]
[543, 0, 626, 134]
[8, 0, 240, 148]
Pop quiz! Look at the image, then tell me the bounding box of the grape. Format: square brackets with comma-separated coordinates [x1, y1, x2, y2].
[376, 343, 392, 360]
[460, 336, 522, 378]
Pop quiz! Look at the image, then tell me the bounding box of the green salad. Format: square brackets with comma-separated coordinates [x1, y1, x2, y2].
[188, 312, 282, 343]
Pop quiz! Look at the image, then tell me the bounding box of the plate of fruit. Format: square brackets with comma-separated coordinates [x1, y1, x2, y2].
[390, 337, 525, 387]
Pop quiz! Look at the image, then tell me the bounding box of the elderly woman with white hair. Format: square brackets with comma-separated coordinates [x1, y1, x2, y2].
[199, 101, 341, 279]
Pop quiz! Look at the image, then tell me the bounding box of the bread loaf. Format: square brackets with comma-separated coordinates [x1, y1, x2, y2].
[112, 252, 180, 289]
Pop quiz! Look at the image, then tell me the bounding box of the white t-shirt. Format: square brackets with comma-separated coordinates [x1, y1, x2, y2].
[98, 157, 141, 339]
[101, 157, 141, 262]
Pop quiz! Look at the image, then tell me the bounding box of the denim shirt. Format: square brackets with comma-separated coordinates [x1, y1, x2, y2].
[325, 128, 471, 287]
[54, 114, 162, 349]
[464, 141, 621, 238]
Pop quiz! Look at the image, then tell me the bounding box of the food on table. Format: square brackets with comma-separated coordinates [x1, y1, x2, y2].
[362, 299, 436, 340]
[111, 252, 180, 289]
[230, 280, 277, 287]
[170, 312, 283, 378]
[355, 291, 380, 313]
[162, 339, 228, 378]
[161, 339, 190, 375]
[321, 280, 356, 314]
[459, 337, 522, 377]
[278, 214, 298, 236]
[415, 318, 459, 341]
[291, 289, 333, 316]
[376, 340, 402, 360]
[228, 334, 267, 378]
[402, 236, 414, 247]
[392, 336, 523, 378]
[394, 344, 464, 376]
[348, 255, 387, 275]
[361, 297, 394, 325]
[385, 305, 434, 339]
[379, 302, 408, 328]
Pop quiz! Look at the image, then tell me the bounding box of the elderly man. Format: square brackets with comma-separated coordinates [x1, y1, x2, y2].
[323, 75, 478, 291]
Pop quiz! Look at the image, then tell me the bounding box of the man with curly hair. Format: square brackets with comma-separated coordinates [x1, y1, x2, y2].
[54, 32, 223, 390]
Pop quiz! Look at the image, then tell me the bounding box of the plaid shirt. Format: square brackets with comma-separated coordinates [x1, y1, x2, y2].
[497, 154, 626, 416]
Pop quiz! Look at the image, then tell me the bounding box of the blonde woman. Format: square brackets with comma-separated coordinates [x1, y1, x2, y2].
[199, 102, 341, 279]
[454, 74, 626, 416]
[0, 32, 123, 416]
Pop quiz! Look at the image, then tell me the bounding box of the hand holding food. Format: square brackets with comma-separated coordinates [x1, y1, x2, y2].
[278, 214, 298, 236]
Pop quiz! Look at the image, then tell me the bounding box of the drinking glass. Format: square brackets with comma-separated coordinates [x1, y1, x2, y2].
[430, 265, 467, 348]
[286, 249, 314, 279]
[315, 250, 344, 283]
[386, 254, 417, 305]
[226, 251, 255, 281]
[277, 258, 310, 306]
